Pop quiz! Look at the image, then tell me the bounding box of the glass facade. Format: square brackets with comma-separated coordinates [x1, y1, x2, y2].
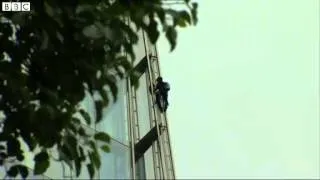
[99, 139, 131, 179]
[97, 80, 129, 145]
[136, 73, 152, 138]
[0, 28, 175, 179]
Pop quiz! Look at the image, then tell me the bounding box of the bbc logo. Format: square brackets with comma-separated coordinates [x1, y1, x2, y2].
[2, 2, 31, 11]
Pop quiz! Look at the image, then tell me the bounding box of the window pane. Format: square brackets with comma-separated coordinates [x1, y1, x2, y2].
[133, 30, 147, 65]
[136, 73, 152, 137]
[99, 138, 131, 179]
[96, 80, 129, 145]
[144, 147, 155, 179]
[0, 166, 5, 179]
[44, 161, 65, 179]
[135, 157, 146, 179]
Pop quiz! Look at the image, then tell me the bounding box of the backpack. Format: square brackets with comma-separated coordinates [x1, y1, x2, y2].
[163, 82, 170, 91]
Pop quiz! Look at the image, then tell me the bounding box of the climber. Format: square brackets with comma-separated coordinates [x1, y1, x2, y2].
[154, 77, 170, 112]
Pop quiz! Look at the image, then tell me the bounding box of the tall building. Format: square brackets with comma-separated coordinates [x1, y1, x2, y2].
[0, 28, 175, 179]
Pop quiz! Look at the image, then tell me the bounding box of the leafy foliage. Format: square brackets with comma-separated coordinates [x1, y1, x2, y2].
[0, 0, 198, 179]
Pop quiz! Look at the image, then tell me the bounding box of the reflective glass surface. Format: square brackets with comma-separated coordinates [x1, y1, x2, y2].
[44, 161, 65, 179]
[144, 147, 155, 179]
[136, 73, 152, 137]
[133, 30, 147, 65]
[0, 166, 5, 179]
[135, 157, 146, 179]
[99, 138, 131, 179]
[96, 80, 129, 145]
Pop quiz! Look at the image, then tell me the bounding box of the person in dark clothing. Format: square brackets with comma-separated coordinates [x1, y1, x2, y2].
[154, 77, 170, 112]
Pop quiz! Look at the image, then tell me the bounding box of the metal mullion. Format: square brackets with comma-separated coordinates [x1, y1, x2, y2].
[152, 39, 176, 179]
[148, 41, 170, 179]
[142, 30, 167, 179]
[145, 67, 162, 179]
[127, 76, 136, 179]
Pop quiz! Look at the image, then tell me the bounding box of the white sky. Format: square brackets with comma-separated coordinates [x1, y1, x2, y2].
[157, 0, 319, 179]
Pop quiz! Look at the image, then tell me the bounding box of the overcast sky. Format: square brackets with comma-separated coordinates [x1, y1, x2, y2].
[157, 0, 319, 179]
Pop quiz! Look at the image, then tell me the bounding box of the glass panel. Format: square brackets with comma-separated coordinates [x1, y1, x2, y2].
[135, 157, 146, 179]
[43, 161, 65, 179]
[136, 73, 152, 137]
[144, 147, 155, 179]
[99, 138, 131, 179]
[0, 166, 6, 179]
[133, 30, 147, 66]
[96, 80, 129, 145]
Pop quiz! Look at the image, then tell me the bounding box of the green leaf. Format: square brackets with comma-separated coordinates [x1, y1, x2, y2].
[34, 151, 49, 162]
[18, 165, 29, 178]
[75, 158, 82, 177]
[165, 26, 177, 51]
[7, 165, 19, 177]
[87, 163, 95, 179]
[78, 127, 88, 137]
[79, 109, 91, 125]
[17, 153, 25, 161]
[0, 152, 7, 159]
[100, 145, 110, 153]
[21, 132, 37, 151]
[129, 72, 140, 89]
[106, 78, 118, 102]
[7, 137, 21, 156]
[44, 1, 55, 17]
[191, 2, 198, 24]
[34, 160, 50, 175]
[156, 9, 165, 24]
[147, 18, 160, 44]
[179, 11, 191, 24]
[64, 135, 78, 159]
[76, 4, 95, 14]
[95, 101, 104, 123]
[98, 88, 109, 106]
[58, 146, 73, 168]
[94, 132, 110, 143]
[89, 151, 101, 169]
[89, 140, 98, 153]
[116, 56, 132, 71]
[11, 12, 28, 26]
[177, 19, 187, 27]
[0, 145, 5, 150]
[79, 146, 86, 161]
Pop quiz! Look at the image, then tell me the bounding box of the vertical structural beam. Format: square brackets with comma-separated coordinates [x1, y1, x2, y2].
[125, 16, 137, 180]
[127, 78, 136, 180]
[132, 87, 141, 143]
[147, 36, 176, 179]
[149, 51, 170, 180]
[142, 31, 166, 179]
[141, 30, 162, 179]
[145, 67, 162, 179]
